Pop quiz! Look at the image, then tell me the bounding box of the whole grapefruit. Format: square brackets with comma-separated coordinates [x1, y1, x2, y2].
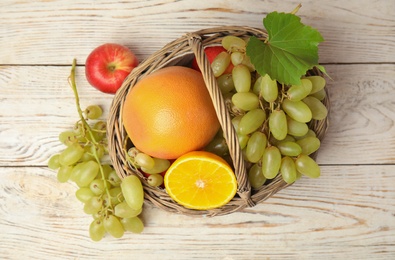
[122, 66, 220, 159]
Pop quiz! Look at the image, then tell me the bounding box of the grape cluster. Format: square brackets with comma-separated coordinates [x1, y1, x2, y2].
[204, 36, 328, 189]
[126, 147, 170, 187]
[48, 61, 144, 241]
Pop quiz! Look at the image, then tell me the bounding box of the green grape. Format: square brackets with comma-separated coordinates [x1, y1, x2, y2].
[294, 129, 317, 141]
[237, 134, 249, 150]
[277, 141, 302, 157]
[231, 115, 243, 133]
[102, 187, 124, 207]
[217, 74, 235, 93]
[90, 179, 111, 195]
[121, 217, 144, 234]
[295, 154, 320, 178]
[70, 162, 84, 182]
[269, 109, 288, 141]
[75, 161, 100, 188]
[302, 96, 328, 120]
[269, 134, 295, 146]
[57, 165, 73, 183]
[102, 164, 114, 178]
[306, 76, 326, 94]
[81, 144, 105, 161]
[92, 144, 105, 159]
[280, 156, 297, 184]
[89, 219, 106, 242]
[309, 88, 326, 101]
[232, 64, 251, 92]
[204, 136, 228, 156]
[92, 211, 104, 220]
[73, 121, 87, 135]
[93, 120, 106, 132]
[287, 78, 313, 101]
[59, 130, 78, 146]
[245, 131, 267, 163]
[260, 74, 278, 102]
[141, 158, 170, 174]
[121, 175, 144, 210]
[75, 187, 95, 203]
[211, 51, 231, 77]
[134, 153, 155, 170]
[286, 116, 309, 137]
[241, 54, 255, 71]
[231, 92, 259, 111]
[248, 163, 266, 189]
[59, 143, 84, 166]
[261, 146, 281, 179]
[127, 147, 139, 158]
[296, 136, 321, 155]
[85, 105, 103, 120]
[282, 99, 312, 123]
[239, 109, 266, 135]
[101, 164, 113, 179]
[85, 129, 104, 143]
[80, 145, 94, 161]
[252, 76, 262, 95]
[231, 51, 244, 66]
[147, 174, 164, 187]
[114, 201, 142, 219]
[83, 196, 103, 215]
[109, 187, 124, 205]
[108, 170, 122, 186]
[296, 170, 302, 181]
[229, 96, 244, 115]
[222, 35, 246, 52]
[48, 154, 60, 170]
[103, 215, 124, 238]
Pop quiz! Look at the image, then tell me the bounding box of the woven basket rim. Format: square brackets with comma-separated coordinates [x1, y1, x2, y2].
[107, 26, 330, 217]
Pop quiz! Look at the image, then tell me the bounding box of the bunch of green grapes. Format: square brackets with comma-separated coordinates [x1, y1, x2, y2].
[48, 60, 144, 241]
[125, 147, 171, 187]
[204, 36, 328, 189]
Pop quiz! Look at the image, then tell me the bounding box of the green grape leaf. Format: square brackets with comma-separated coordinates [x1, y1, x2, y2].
[246, 11, 324, 85]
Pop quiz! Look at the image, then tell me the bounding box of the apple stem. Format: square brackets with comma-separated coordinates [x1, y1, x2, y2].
[107, 63, 117, 72]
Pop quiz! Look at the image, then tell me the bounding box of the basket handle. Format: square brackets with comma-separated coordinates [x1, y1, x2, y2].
[187, 33, 255, 207]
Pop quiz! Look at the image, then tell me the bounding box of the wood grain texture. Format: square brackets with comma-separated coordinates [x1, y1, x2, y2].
[0, 0, 394, 65]
[1, 0, 395, 259]
[0, 166, 394, 259]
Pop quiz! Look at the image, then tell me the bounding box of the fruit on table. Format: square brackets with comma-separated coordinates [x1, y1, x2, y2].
[85, 43, 139, 94]
[189, 34, 328, 189]
[122, 66, 220, 159]
[49, 60, 144, 241]
[121, 175, 144, 210]
[191, 46, 233, 74]
[164, 151, 237, 210]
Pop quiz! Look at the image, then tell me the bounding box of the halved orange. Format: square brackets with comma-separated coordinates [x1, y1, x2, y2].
[164, 151, 237, 210]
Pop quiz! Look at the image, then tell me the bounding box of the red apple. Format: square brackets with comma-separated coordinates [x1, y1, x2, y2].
[85, 43, 139, 94]
[191, 46, 233, 74]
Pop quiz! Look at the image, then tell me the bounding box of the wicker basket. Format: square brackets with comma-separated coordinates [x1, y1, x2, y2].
[107, 26, 329, 217]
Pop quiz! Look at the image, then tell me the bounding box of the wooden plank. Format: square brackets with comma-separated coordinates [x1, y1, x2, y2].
[0, 0, 394, 65]
[318, 63, 395, 164]
[1, 64, 394, 166]
[0, 165, 394, 259]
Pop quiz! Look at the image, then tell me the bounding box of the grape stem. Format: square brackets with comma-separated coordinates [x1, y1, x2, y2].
[68, 59, 96, 144]
[68, 59, 114, 214]
[263, 3, 301, 44]
[290, 3, 302, 15]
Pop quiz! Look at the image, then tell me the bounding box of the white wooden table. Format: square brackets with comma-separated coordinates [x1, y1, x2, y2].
[1, 0, 394, 259]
